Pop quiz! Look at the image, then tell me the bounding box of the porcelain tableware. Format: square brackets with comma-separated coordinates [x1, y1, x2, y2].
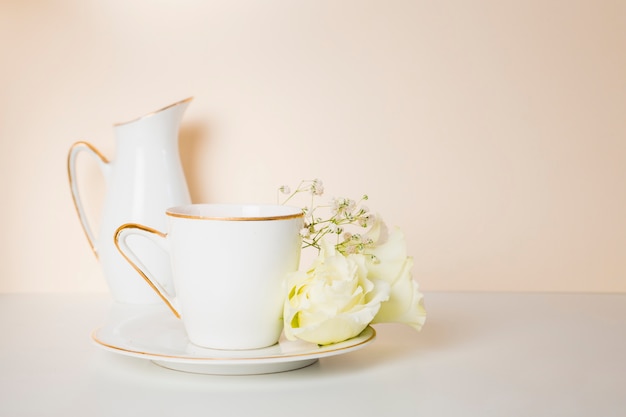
[67, 98, 193, 304]
[114, 203, 303, 350]
[92, 302, 375, 375]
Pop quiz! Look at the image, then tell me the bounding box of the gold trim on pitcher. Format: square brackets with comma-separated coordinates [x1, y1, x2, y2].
[67, 141, 109, 259]
[113, 97, 194, 127]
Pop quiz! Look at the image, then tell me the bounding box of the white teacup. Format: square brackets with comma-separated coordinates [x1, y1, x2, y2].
[114, 204, 303, 350]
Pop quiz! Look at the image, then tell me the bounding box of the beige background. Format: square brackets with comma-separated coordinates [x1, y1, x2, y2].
[1, 0, 624, 294]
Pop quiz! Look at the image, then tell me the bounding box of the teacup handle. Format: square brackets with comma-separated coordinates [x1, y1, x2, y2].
[67, 141, 111, 257]
[114, 223, 181, 318]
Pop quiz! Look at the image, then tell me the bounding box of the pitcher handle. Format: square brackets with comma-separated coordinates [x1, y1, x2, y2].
[114, 223, 180, 318]
[67, 141, 110, 257]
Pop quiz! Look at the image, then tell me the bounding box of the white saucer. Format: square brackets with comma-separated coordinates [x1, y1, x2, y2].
[92, 303, 376, 375]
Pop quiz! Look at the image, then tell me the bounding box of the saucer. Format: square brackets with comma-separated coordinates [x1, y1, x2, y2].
[92, 303, 376, 375]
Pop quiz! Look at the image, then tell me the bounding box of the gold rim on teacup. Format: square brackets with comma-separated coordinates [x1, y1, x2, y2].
[165, 204, 304, 221]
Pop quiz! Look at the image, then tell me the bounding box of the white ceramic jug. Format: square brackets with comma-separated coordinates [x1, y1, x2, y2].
[68, 97, 193, 303]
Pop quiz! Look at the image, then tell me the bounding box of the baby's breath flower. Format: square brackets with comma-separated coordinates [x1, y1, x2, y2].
[279, 180, 374, 253]
[311, 179, 324, 196]
[358, 213, 374, 227]
[328, 222, 343, 234]
[344, 245, 357, 254]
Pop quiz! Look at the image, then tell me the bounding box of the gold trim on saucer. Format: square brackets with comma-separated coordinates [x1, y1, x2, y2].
[91, 326, 376, 362]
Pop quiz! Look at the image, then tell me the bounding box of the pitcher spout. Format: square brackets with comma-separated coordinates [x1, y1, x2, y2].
[113, 97, 193, 149]
[114, 97, 193, 128]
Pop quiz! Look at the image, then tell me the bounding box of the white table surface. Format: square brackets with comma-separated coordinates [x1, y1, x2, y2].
[1, 292, 624, 417]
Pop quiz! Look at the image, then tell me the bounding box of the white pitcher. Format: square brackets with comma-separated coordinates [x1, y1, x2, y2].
[68, 97, 193, 303]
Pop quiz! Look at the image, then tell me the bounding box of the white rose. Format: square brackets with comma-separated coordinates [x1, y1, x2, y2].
[363, 217, 427, 330]
[283, 240, 390, 345]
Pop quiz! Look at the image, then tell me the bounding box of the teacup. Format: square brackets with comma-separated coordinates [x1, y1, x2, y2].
[114, 203, 303, 350]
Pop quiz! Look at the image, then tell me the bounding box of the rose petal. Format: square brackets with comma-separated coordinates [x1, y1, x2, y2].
[372, 257, 426, 330]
